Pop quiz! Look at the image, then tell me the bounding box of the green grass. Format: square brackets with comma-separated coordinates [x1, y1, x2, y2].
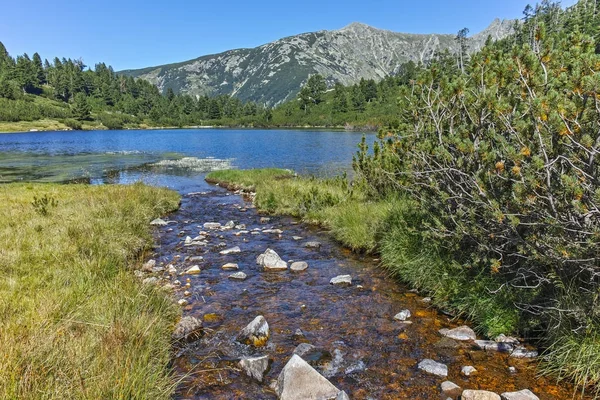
[205, 168, 294, 191]
[0, 183, 180, 399]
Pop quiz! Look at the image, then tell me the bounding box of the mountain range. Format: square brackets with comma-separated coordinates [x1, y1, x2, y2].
[120, 19, 515, 106]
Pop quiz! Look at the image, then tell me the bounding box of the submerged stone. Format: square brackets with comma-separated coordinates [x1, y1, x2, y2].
[394, 309, 411, 321]
[417, 359, 448, 377]
[439, 325, 476, 341]
[239, 355, 270, 382]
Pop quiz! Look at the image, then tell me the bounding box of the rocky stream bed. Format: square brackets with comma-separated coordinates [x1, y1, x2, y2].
[139, 186, 578, 399]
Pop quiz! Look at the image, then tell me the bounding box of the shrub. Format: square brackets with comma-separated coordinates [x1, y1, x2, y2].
[63, 118, 82, 130]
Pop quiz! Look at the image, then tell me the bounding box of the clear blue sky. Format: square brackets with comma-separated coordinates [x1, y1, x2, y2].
[0, 0, 577, 71]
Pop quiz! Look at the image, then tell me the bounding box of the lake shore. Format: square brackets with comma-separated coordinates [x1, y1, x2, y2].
[0, 183, 180, 399]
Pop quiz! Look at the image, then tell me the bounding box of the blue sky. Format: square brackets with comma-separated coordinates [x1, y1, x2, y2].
[1, 0, 577, 71]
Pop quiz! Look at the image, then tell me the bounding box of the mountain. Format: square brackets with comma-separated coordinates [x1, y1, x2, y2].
[119, 19, 514, 106]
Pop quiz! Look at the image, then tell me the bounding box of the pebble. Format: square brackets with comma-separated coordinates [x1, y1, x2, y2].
[393, 309, 411, 321]
[417, 359, 448, 377]
[185, 265, 201, 274]
[330, 275, 352, 286]
[290, 261, 308, 272]
[220, 246, 241, 255]
[461, 365, 477, 376]
[177, 299, 189, 306]
[229, 271, 248, 281]
[221, 263, 239, 270]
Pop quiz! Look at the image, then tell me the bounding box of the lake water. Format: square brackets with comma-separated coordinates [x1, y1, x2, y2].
[0, 128, 374, 191]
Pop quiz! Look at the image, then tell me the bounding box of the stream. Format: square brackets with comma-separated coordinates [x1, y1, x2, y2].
[148, 186, 575, 400]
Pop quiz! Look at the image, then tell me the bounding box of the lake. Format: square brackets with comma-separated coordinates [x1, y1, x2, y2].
[0, 128, 374, 192]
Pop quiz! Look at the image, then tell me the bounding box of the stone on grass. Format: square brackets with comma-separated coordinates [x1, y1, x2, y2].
[237, 315, 270, 347]
[273, 354, 342, 400]
[394, 309, 411, 321]
[220, 246, 241, 255]
[417, 359, 448, 377]
[172, 316, 203, 342]
[500, 389, 539, 400]
[441, 381, 463, 398]
[330, 275, 352, 286]
[150, 218, 167, 226]
[290, 261, 308, 272]
[239, 355, 270, 382]
[141, 259, 156, 272]
[229, 272, 247, 281]
[185, 265, 201, 275]
[461, 390, 501, 400]
[439, 325, 477, 341]
[221, 263, 239, 270]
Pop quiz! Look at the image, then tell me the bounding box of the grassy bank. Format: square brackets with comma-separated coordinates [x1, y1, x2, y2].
[206, 169, 599, 394]
[0, 183, 180, 399]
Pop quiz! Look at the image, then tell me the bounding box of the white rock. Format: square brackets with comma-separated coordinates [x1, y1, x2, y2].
[330, 275, 352, 286]
[461, 365, 477, 376]
[239, 355, 270, 382]
[441, 381, 463, 398]
[220, 246, 241, 255]
[172, 316, 202, 341]
[188, 256, 204, 262]
[394, 309, 411, 321]
[185, 265, 201, 275]
[203, 222, 221, 229]
[439, 325, 477, 341]
[141, 259, 156, 272]
[510, 347, 538, 358]
[221, 263, 239, 270]
[304, 241, 322, 249]
[184, 236, 192, 245]
[229, 272, 248, 281]
[177, 299, 189, 306]
[290, 261, 308, 272]
[417, 359, 448, 377]
[461, 390, 501, 400]
[237, 315, 270, 347]
[258, 248, 288, 271]
[274, 354, 342, 400]
[500, 389, 539, 400]
[292, 236, 303, 241]
[150, 218, 167, 226]
[474, 340, 515, 352]
[167, 265, 178, 275]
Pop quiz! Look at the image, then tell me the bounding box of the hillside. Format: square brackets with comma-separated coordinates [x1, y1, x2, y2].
[120, 19, 514, 105]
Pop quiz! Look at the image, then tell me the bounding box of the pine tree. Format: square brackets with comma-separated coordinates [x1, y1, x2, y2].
[71, 92, 91, 120]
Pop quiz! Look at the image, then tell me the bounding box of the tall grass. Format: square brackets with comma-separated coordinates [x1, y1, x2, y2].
[0, 183, 180, 399]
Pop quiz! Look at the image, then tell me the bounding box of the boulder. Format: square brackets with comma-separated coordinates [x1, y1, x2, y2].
[150, 218, 167, 226]
[417, 359, 448, 377]
[239, 355, 270, 382]
[237, 315, 270, 347]
[500, 389, 539, 400]
[274, 354, 342, 400]
[221, 263, 239, 270]
[439, 325, 477, 341]
[394, 309, 411, 321]
[229, 272, 248, 281]
[330, 275, 352, 286]
[441, 381, 463, 399]
[461, 390, 501, 400]
[290, 261, 308, 272]
[172, 316, 203, 342]
[257, 248, 288, 271]
[220, 246, 241, 255]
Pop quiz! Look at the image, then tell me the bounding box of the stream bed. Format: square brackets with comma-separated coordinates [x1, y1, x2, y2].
[146, 186, 576, 400]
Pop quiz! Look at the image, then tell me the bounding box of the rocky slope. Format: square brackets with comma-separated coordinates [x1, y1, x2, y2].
[120, 19, 514, 105]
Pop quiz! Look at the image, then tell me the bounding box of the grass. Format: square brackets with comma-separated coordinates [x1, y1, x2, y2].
[0, 183, 180, 399]
[206, 168, 294, 191]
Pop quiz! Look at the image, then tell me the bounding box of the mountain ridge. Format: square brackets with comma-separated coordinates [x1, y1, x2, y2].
[120, 19, 515, 105]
